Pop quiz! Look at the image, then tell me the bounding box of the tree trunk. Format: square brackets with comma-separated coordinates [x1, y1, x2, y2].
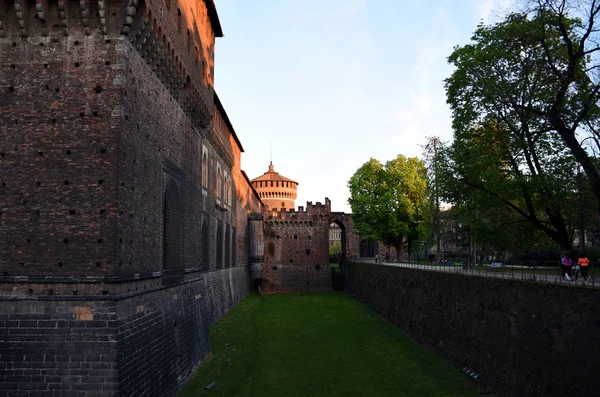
[395, 238, 403, 262]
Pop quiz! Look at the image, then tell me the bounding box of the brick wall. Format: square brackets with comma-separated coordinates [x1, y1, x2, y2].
[0, 299, 120, 396]
[0, 33, 122, 286]
[261, 264, 331, 293]
[344, 262, 600, 397]
[0, 265, 249, 397]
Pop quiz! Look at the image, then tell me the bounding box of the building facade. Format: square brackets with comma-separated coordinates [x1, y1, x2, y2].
[0, 1, 263, 395]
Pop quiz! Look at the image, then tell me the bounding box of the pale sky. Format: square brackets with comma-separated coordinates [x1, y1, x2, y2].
[214, 0, 514, 213]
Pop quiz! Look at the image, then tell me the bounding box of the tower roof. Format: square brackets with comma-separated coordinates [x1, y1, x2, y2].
[251, 162, 298, 185]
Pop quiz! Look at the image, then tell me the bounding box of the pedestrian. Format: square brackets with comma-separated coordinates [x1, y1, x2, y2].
[375, 254, 379, 264]
[578, 255, 590, 282]
[385, 252, 390, 263]
[561, 254, 573, 281]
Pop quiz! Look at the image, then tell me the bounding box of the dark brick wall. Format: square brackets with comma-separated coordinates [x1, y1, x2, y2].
[344, 262, 600, 397]
[261, 264, 331, 294]
[0, 265, 249, 397]
[116, 265, 250, 397]
[0, 299, 120, 396]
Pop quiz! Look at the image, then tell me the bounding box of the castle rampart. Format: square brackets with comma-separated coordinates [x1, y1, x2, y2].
[0, 0, 264, 394]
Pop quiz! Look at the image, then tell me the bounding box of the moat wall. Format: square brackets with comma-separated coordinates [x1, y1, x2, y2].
[344, 262, 600, 397]
[0, 265, 250, 397]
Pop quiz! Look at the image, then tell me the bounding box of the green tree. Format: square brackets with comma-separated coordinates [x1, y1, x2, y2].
[348, 155, 429, 261]
[444, 11, 591, 250]
[421, 136, 444, 260]
[446, 0, 600, 214]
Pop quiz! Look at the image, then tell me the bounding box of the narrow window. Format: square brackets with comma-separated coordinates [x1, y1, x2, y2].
[202, 150, 208, 187]
[177, 9, 182, 32]
[201, 218, 209, 269]
[217, 166, 222, 198]
[216, 221, 223, 268]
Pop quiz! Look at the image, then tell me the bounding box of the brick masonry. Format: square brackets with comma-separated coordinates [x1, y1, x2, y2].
[0, 0, 263, 395]
[344, 262, 600, 397]
[260, 198, 360, 293]
[0, 266, 249, 397]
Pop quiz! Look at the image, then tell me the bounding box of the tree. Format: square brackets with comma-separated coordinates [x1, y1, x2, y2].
[348, 155, 429, 261]
[446, 1, 600, 214]
[421, 136, 443, 260]
[527, 0, 600, 212]
[445, 11, 591, 250]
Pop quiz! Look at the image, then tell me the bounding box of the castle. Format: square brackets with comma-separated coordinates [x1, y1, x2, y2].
[250, 164, 360, 293]
[0, 0, 264, 395]
[0, 0, 372, 394]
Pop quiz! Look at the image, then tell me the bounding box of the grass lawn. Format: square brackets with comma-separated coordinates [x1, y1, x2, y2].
[178, 292, 480, 397]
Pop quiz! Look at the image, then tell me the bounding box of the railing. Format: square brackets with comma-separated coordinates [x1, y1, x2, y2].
[361, 258, 598, 289]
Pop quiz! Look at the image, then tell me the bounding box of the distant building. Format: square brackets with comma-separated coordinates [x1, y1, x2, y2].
[329, 223, 342, 246]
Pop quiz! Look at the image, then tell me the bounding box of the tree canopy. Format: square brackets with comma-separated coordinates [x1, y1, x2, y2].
[348, 155, 429, 260]
[444, 1, 600, 250]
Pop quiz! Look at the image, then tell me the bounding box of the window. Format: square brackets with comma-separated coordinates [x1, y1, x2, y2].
[216, 221, 223, 268]
[201, 147, 208, 188]
[217, 165, 221, 199]
[306, 249, 311, 255]
[281, 201, 285, 208]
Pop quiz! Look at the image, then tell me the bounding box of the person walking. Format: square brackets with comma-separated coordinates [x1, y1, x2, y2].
[578, 255, 590, 282]
[561, 254, 573, 281]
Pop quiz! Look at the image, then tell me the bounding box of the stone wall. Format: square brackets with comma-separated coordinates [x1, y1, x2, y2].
[0, 265, 249, 397]
[344, 262, 600, 396]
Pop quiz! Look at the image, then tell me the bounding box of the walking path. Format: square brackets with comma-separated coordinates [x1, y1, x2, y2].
[357, 260, 597, 289]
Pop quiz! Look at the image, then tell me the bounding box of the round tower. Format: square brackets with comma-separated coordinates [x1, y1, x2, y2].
[251, 162, 298, 210]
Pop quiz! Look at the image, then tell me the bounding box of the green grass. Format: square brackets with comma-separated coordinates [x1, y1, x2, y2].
[178, 293, 480, 397]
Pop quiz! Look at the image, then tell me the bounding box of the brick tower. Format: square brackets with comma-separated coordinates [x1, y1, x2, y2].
[0, 0, 263, 395]
[251, 161, 298, 210]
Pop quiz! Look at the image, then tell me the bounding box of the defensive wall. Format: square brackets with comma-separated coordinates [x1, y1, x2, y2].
[0, 0, 264, 395]
[344, 262, 600, 397]
[261, 198, 359, 293]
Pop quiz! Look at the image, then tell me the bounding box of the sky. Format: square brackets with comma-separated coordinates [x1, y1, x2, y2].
[213, 0, 514, 213]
